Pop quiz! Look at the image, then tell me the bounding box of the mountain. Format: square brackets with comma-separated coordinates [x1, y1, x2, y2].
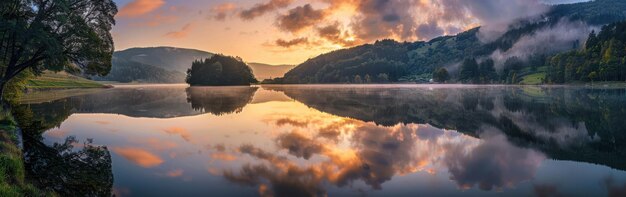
[247, 63, 295, 80]
[92, 57, 186, 83]
[95, 47, 290, 83]
[277, 0, 626, 84]
[113, 47, 213, 73]
[93, 47, 212, 83]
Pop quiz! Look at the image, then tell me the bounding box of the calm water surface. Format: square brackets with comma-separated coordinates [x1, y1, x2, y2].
[16, 85, 626, 197]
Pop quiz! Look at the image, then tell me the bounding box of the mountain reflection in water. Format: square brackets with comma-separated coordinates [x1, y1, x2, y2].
[15, 85, 626, 197]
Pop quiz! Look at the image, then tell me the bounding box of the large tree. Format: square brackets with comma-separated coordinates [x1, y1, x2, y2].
[0, 0, 117, 100]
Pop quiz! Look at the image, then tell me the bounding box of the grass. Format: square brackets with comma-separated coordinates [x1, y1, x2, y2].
[25, 71, 108, 89]
[519, 72, 546, 85]
[19, 88, 105, 104]
[0, 132, 53, 197]
[0, 111, 55, 197]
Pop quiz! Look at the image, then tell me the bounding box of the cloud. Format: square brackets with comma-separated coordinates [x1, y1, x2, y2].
[211, 152, 238, 161]
[275, 37, 309, 48]
[416, 20, 445, 40]
[317, 22, 357, 47]
[112, 147, 164, 168]
[239, 0, 294, 20]
[163, 126, 192, 141]
[274, 117, 310, 127]
[164, 23, 194, 39]
[134, 138, 178, 151]
[276, 132, 324, 159]
[351, 0, 418, 41]
[490, 19, 593, 69]
[117, 0, 165, 18]
[211, 3, 237, 21]
[444, 132, 545, 190]
[166, 169, 184, 177]
[276, 4, 326, 33]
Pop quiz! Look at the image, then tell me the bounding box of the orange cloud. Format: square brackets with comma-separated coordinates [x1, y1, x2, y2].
[118, 0, 165, 18]
[163, 126, 192, 141]
[166, 169, 184, 177]
[164, 23, 194, 39]
[210, 152, 237, 161]
[211, 3, 238, 21]
[112, 147, 164, 168]
[134, 138, 178, 151]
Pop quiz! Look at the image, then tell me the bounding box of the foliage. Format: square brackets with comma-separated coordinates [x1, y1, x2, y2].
[0, 0, 117, 99]
[281, 39, 412, 83]
[1, 69, 33, 103]
[546, 21, 626, 83]
[186, 55, 258, 86]
[433, 68, 449, 83]
[0, 108, 53, 196]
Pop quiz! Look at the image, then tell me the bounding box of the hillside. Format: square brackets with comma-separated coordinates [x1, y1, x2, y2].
[92, 57, 186, 83]
[278, 0, 626, 84]
[247, 63, 295, 80]
[27, 71, 107, 89]
[96, 47, 289, 83]
[113, 47, 213, 73]
[545, 21, 626, 83]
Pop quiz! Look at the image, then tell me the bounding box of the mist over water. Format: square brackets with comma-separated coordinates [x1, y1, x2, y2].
[16, 85, 626, 196]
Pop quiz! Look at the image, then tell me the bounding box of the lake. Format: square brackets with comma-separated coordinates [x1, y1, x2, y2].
[14, 85, 626, 197]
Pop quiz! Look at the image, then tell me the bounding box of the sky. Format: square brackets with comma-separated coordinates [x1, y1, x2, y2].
[111, 0, 589, 65]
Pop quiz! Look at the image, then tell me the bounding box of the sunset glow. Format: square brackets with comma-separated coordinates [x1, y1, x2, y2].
[112, 0, 583, 65]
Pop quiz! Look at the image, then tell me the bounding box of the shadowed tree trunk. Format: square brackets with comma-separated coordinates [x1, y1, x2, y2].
[0, 78, 6, 102]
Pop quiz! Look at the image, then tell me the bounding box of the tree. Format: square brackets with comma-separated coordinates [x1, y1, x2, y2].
[353, 75, 363, 84]
[459, 58, 479, 83]
[186, 55, 258, 86]
[377, 73, 389, 83]
[0, 0, 117, 100]
[364, 74, 372, 83]
[478, 59, 498, 83]
[433, 68, 449, 83]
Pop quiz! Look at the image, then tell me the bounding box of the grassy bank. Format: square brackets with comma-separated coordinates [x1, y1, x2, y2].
[25, 71, 109, 89]
[0, 112, 53, 196]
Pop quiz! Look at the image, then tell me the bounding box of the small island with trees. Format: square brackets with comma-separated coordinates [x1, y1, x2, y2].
[186, 55, 258, 86]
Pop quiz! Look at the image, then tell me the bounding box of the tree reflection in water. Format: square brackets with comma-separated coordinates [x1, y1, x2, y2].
[10, 85, 626, 196]
[185, 86, 258, 116]
[11, 104, 114, 196]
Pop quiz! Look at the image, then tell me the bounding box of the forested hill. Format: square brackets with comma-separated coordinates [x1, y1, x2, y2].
[113, 47, 213, 73]
[546, 21, 626, 83]
[92, 47, 212, 83]
[276, 0, 626, 84]
[94, 47, 292, 83]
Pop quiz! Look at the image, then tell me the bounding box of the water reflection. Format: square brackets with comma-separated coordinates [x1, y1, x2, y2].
[9, 102, 115, 196]
[13, 85, 626, 196]
[186, 86, 258, 116]
[265, 85, 626, 170]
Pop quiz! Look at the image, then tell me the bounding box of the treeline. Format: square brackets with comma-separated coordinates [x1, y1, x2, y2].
[546, 21, 626, 83]
[186, 55, 258, 86]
